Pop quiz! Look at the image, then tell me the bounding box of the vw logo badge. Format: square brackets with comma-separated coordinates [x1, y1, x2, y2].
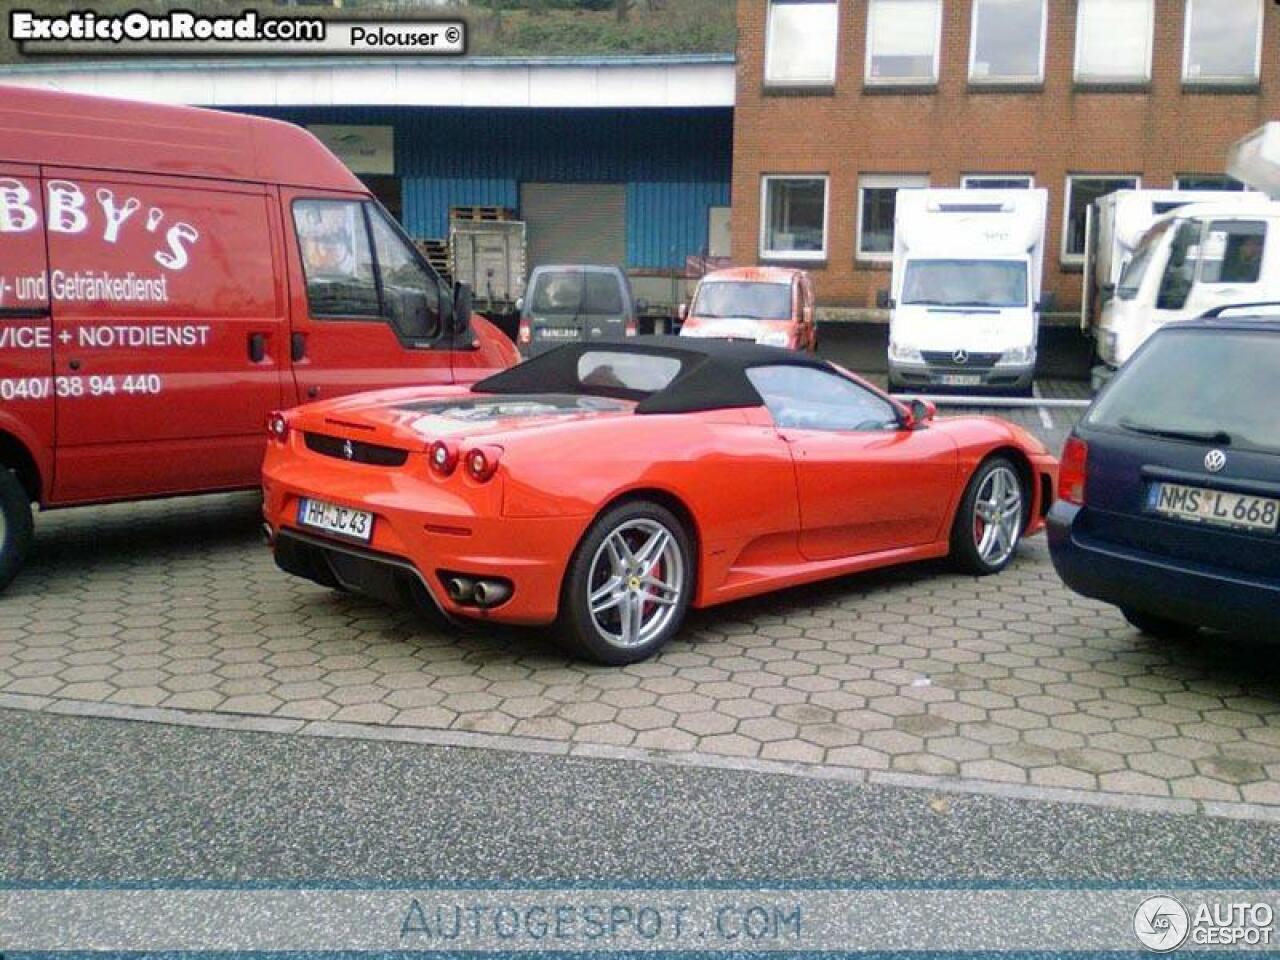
[1205, 449, 1227, 473]
[343, 440, 355, 461]
[952, 349, 969, 365]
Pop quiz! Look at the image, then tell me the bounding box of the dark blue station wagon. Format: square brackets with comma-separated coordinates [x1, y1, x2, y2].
[1048, 312, 1280, 639]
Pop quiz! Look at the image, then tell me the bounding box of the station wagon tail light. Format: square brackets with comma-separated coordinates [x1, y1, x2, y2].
[625, 320, 637, 337]
[465, 445, 502, 482]
[1059, 436, 1088, 506]
[267, 411, 290, 443]
[429, 440, 459, 477]
[518, 318, 532, 346]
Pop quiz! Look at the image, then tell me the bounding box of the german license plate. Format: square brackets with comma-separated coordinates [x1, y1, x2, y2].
[539, 327, 579, 340]
[297, 498, 375, 542]
[1149, 482, 1280, 534]
[939, 374, 982, 386]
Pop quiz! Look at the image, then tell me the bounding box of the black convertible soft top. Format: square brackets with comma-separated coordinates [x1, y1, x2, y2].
[473, 337, 835, 414]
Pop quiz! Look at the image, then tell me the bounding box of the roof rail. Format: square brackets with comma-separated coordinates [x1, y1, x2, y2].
[1198, 301, 1280, 318]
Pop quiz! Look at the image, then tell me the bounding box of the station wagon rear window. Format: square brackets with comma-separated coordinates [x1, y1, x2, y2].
[1087, 329, 1280, 456]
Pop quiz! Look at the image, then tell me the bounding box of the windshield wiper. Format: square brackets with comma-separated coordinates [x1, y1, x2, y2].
[1118, 418, 1233, 445]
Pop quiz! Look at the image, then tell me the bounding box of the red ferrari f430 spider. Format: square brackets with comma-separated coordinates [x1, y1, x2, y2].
[263, 339, 1057, 663]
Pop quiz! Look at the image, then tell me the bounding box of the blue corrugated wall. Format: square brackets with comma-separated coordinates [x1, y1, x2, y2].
[247, 106, 731, 270]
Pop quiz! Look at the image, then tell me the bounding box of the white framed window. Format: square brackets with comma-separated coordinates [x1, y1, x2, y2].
[1063, 175, 1141, 262]
[962, 174, 1035, 189]
[1175, 174, 1247, 192]
[969, 0, 1047, 84]
[865, 0, 942, 85]
[760, 175, 829, 260]
[857, 174, 929, 260]
[1183, 0, 1263, 85]
[765, 0, 839, 88]
[1075, 0, 1154, 84]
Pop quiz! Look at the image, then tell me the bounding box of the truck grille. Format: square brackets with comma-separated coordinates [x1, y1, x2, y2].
[304, 433, 409, 467]
[921, 351, 1002, 369]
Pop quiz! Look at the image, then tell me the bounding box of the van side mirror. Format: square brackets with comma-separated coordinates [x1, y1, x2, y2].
[1037, 292, 1057, 313]
[876, 289, 895, 310]
[515, 296, 524, 313]
[452, 282, 475, 339]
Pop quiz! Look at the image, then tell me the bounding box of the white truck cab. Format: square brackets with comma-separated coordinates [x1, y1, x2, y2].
[1096, 199, 1280, 376]
[1092, 123, 1280, 386]
[887, 189, 1047, 395]
[1083, 189, 1263, 325]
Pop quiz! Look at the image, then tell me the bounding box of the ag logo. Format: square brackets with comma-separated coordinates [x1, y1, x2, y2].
[1204, 449, 1227, 474]
[1134, 895, 1190, 952]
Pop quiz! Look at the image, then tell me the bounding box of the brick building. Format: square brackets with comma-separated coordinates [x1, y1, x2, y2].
[731, 0, 1280, 316]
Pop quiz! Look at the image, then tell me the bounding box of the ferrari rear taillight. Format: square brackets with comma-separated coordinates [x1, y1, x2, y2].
[518, 318, 532, 345]
[267, 411, 290, 443]
[1059, 436, 1088, 506]
[465, 445, 502, 482]
[429, 440, 459, 477]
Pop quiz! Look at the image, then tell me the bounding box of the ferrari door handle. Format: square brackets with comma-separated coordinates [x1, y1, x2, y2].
[248, 332, 267, 363]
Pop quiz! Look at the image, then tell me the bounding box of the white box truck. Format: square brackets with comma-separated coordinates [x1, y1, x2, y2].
[1091, 125, 1280, 387]
[887, 188, 1047, 394]
[1081, 189, 1264, 334]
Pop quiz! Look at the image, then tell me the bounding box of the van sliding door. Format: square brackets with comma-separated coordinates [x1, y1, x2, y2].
[0, 164, 53, 496]
[45, 169, 287, 503]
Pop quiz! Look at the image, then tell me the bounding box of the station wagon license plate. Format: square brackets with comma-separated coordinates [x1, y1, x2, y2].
[298, 498, 375, 543]
[938, 374, 982, 387]
[1149, 482, 1280, 534]
[539, 327, 579, 340]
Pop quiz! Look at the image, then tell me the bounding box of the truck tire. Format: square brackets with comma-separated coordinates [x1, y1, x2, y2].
[0, 468, 34, 593]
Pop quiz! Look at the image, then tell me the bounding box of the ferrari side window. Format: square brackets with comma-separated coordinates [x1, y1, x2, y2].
[748, 366, 899, 432]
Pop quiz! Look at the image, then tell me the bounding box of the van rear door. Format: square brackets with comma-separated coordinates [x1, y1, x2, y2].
[282, 190, 453, 404]
[0, 164, 53, 492]
[46, 171, 287, 503]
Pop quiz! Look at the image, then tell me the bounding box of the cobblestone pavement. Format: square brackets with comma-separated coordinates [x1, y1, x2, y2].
[4, 456, 1280, 810]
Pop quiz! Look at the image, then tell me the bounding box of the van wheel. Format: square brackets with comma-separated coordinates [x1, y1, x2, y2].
[951, 456, 1025, 575]
[558, 500, 693, 665]
[0, 469, 34, 593]
[1122, 608, 1199, 640]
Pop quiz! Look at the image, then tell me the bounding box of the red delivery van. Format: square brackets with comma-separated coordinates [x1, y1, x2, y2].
[0, 86, 519, 591]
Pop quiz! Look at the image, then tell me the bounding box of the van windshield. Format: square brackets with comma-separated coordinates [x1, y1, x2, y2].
[1116, 220, 1173, 300]
[530, 271, 624, 316]
[901, 260, 1028, 308]
[1087, 328, 1280, 456]
[692, 282, 792, 321]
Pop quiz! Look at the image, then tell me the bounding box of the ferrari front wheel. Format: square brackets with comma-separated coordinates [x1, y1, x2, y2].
[950, 456, 1025, 576]
[559, 501, 693, 665]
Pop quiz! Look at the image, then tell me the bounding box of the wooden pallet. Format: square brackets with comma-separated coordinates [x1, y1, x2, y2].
[449, 205, 517, 223]
[414, 238, 452, 283]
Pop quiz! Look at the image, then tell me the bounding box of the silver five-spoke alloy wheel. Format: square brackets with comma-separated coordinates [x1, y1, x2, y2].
[587, 518, 685, 649]
[973, 464, 1023, 567]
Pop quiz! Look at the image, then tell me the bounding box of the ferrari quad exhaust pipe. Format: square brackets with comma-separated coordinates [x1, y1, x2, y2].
[472, 579, 512, 608]
[446, 576, 475, 603]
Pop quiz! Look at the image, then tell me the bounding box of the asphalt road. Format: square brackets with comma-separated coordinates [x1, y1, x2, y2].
[3, 709, 1278, 885]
